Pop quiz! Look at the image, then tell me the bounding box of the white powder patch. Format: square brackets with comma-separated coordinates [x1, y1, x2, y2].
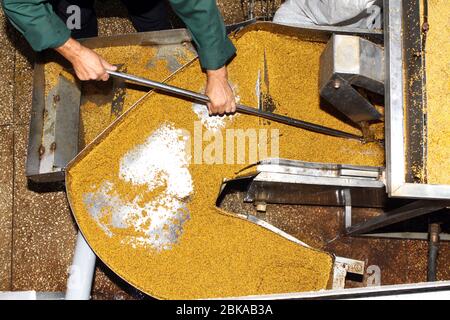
[192, 84, 240, 132]
[83, 123, 193, 251]
[119, 123, 192, 198]
[192, 103, 229, 131]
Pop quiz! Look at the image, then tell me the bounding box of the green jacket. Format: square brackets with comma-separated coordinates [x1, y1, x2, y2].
[1, 0, 236, 70]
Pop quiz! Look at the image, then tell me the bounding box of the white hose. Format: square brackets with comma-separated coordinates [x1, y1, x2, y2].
[65, 231, 96, 300]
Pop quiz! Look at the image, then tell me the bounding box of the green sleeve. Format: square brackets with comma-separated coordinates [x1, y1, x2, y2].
[1, 0, 71, 51]
[169, 0, 236, 70]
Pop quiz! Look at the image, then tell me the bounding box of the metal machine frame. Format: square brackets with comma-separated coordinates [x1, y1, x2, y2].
[240, 0, 450, 236]
[385, 0, 450, 199]
[347, 0, 450, 234]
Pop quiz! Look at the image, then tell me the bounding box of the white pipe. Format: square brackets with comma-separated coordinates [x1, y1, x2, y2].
[65, 231, 96, 300]
[0, 291, 37, 300]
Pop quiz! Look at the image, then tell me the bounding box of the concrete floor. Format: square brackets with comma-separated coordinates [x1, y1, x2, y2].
[0, 0, 448, 299]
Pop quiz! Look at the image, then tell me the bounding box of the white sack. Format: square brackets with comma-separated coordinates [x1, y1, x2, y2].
[273, 0, 381, 29]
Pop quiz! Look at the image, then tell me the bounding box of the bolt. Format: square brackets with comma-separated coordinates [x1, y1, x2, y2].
[38, 145, 45, 158]
[333, 79, 341, 89]
[429, 223, 440, 244]
[352, 263, 363, 274]
[255, 202, 267, 213]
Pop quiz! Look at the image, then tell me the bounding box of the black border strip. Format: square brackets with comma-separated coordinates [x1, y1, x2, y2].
[403, 0, 428, 183]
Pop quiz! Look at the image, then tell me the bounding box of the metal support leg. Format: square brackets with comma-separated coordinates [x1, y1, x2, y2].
[65, 231, 96, 300]
[427, 223, 440, 282]
[343, 188, 352, 230]
[346, 200, 449, 235]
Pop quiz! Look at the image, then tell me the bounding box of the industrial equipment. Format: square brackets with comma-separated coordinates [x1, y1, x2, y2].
[21, 0, 450, 299]
[319, 34, 384, 124]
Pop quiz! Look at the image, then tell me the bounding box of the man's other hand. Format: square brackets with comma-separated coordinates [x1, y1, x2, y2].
[205, 66, 236, 116]
[55, 38, 117, 81]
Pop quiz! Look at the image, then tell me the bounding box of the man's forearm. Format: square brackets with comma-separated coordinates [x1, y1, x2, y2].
[54, 37, 116, 81]
[206, 66, 228, 80]
[55, 38, 83, 62]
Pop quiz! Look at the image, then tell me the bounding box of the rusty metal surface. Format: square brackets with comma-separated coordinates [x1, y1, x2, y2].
[11, 125, 77, 292]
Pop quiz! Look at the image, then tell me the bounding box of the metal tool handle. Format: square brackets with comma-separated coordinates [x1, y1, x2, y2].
[107, 70, 363, 141]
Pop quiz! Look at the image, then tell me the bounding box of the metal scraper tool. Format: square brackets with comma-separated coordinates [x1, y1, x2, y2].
[107, 70, 364, 142]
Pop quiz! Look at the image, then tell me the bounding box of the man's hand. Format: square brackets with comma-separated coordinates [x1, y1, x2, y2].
[55, 38, 116, 81]
[205, 66, 236, 115]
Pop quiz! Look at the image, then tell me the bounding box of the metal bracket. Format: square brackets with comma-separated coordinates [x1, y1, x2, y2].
[346, 200, 450, 235]
[332, 256, 365, 290]
[319, 34, 384, 123]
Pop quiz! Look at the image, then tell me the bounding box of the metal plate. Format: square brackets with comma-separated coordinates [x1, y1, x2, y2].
[384, 0, 450, 199]
[218, 159, 386, 208]
[26, 68, 81, 183]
